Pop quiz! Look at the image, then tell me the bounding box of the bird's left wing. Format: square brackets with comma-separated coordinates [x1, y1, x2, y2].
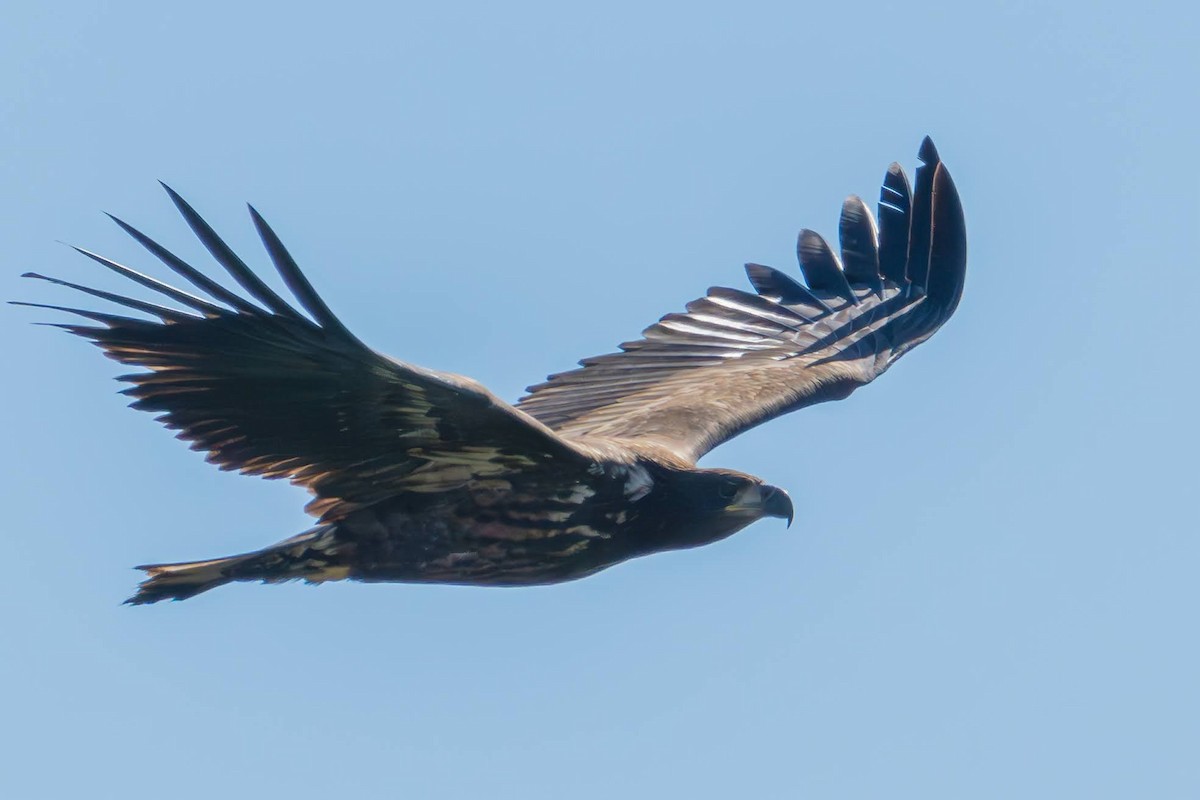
[17, 188, 595, 522]
[517, 139, 966, 463]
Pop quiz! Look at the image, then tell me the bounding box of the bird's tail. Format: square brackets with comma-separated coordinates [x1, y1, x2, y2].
[126, 525, 346, 605]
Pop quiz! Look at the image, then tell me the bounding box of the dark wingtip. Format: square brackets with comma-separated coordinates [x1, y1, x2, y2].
[103, 211, 137, 236]
[157, 181, 187, 210]
[925, 162, 967, 312]
[246, 203, 268, 232]
[877, 162, 912, 283]
[103, 206, 266, 316]
[20, 272, 64, 285]
[919, 136, 940, 164]
[744, 262, 831, 314]
[796, 229, 856, 303]
[245, 203, 355, 338]
[838, 195, 881, 286]
[905, 138, 939, 289]
[162, 185, 303, 319]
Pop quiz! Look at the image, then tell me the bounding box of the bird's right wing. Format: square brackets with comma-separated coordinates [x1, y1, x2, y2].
[517, 138, 967, 463]
[16, 187, 595, 522]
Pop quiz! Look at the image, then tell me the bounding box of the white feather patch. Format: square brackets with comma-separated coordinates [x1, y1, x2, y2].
[620, 464, 653, 502]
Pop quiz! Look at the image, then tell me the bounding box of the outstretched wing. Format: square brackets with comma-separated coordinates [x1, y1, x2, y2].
[17, 187, 594, 521]
[517, 138, 967, 463]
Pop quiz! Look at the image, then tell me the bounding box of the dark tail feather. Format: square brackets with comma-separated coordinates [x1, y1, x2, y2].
[125, 525, 345, 605]
[126, 555, 246, 605]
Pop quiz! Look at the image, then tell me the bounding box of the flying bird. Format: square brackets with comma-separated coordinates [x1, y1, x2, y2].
[17, 138, 966, 604]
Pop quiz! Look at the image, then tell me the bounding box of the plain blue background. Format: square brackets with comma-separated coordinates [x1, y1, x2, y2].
[3, 2, 1196, 797]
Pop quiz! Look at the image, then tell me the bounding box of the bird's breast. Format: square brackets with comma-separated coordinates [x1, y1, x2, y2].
[339, 475, 650, 586]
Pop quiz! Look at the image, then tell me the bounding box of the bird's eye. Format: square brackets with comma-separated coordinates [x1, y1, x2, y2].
[718, 480, 739, 500]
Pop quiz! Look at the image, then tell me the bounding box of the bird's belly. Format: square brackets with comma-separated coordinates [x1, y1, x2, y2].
[339, 497, 630, 587]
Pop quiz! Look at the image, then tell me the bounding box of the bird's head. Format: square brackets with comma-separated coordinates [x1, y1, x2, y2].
[650, 467, 793, 551]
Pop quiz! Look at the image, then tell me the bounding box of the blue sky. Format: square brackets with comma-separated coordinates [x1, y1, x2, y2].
[2, 1, 1196, 797]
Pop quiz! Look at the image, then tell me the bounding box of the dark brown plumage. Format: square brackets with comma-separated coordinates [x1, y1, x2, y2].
[15, 138, 966, 604]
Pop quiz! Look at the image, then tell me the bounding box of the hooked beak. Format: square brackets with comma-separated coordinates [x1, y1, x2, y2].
[761, 485, 794, 528]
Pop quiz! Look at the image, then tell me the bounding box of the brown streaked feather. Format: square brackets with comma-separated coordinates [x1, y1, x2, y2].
[21, 188, 598, 522]
[518, 138, 966, 462]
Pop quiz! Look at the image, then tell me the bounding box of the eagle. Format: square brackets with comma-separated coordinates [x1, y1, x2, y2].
[17, 137, 966, 604]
